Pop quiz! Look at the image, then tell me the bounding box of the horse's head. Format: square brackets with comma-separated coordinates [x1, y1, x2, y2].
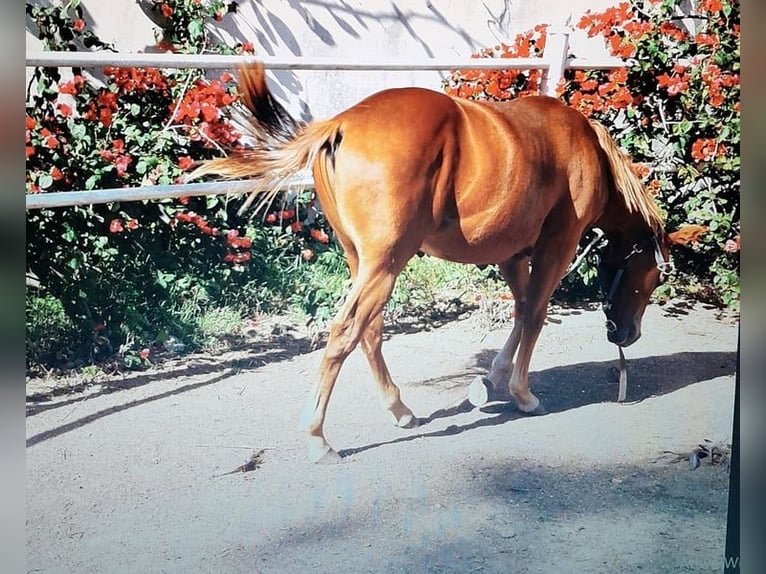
[598, 224, 707, 347]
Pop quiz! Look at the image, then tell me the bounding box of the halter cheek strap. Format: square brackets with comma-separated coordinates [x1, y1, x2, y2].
[601, 234, 672, 313]
[652, 235, 673, 279]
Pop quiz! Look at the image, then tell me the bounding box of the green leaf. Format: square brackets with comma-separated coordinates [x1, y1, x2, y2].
[85, 174, 99, 190]
[38, 174, 54, 189]
[187, 20, 204, 39]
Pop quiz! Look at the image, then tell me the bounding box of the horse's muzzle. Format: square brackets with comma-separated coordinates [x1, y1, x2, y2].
[606, 322, 641, 347]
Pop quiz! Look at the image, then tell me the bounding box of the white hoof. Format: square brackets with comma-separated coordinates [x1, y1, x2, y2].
[394, 411, 420, 429]
[468, 376, 512, 407]
[307, 437, 343, 464]
[468, 376, 492, 407]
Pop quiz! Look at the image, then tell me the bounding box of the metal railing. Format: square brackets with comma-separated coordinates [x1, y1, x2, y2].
[25, 27, 623, 210]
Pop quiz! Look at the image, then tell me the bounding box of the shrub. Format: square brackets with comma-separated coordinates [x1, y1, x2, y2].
[25, 0, 336, 370]
[443, 0, 740, 309]
[26, 293, 77, 368]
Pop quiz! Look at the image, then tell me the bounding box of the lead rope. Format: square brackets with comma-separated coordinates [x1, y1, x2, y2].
[617, 346, 628, 402]
[561, 228, 607, 280]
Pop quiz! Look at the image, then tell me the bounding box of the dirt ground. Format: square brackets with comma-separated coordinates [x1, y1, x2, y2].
[26, 298, 739, 574]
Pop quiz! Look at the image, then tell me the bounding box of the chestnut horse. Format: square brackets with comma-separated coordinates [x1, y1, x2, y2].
[191, 64, 701, 463]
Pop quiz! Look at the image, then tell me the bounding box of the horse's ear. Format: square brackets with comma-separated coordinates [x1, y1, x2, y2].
[667, 224, 708, 246]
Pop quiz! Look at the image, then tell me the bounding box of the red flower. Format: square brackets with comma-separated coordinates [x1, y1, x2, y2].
[265, 213, 277, 224]
[26, 146, 35, 158]
[179, 195, 190, 205]
[241, 42, 255, 54]
[114, 155, 132, 177]
[656, 71, 689, 96]
[178, 156, 195, 170]
[139, 348, 151, 360]
[73, 19, 86, 32]
[26, 115, 36, 130]
[694, 33, 718, 47]
[699, 0, 724, 13]
[57, 103, 73, 117]
[45, 135, 59, 149]
[691, 138, 726, 162]
[99, 107, 113, 127]
[126, 219, 139, 230]
[200, 105, 218, 122]
[290, 221, 303, 233]
[310, 228, 330, 244]
[109, 219, 124, 233]
[51, 166, 64, 181]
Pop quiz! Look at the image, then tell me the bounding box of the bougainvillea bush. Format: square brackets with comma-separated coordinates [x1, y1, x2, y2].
[25, 0, 336, 370]
[443, 0, 740, 309]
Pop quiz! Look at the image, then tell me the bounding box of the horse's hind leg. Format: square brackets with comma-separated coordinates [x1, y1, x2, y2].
[342, 249, 417, 429]
[298, 260, 402, 463]
[468, 255, 529, 407]
[360, 313, 418, 428]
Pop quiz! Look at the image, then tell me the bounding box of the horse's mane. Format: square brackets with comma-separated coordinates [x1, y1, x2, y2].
[588, 120, 665, 234]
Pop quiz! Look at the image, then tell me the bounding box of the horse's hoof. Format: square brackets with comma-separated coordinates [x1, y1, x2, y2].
[468, 376, 492, 407]
[307, 438, 343, 464]
[395, 412, 420, 429]
[316, 448, 343, 464]
[515, 395, 546, 416]
[468, 376, 511, 407]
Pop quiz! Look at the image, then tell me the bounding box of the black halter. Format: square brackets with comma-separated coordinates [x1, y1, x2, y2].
[598, 234, 672, 313]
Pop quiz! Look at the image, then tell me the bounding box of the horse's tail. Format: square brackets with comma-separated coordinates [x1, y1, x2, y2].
[588, 119, 664, 233]
[188, 63, 341, 215]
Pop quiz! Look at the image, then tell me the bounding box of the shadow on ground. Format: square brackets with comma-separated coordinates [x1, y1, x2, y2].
[338, 349, 736, 458]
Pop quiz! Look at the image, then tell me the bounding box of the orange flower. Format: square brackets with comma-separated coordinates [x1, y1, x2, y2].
[694, 33, 719, 47]
[699, 0, 724, 12]
[178, 156, 195, 170]
[657, 71, 689, 96]
[57, 103, 73, 117]
[691, 138, 727, 162]
[310, 228, 330, 244]
[659, 21, 687, 42]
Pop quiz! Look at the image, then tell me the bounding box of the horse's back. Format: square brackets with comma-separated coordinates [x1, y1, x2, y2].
[316, 88, 609, 265]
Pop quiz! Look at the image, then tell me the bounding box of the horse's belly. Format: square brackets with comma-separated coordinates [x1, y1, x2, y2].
[419, 219, 534, 265]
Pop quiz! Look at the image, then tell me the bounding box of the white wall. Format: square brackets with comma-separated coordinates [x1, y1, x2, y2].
[26, 0, 616, 120]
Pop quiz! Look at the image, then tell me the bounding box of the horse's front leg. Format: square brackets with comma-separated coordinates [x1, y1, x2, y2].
[507, 238, 579, 414]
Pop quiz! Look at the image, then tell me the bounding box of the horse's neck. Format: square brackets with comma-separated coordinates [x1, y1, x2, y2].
[594, 192, 654, 239]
